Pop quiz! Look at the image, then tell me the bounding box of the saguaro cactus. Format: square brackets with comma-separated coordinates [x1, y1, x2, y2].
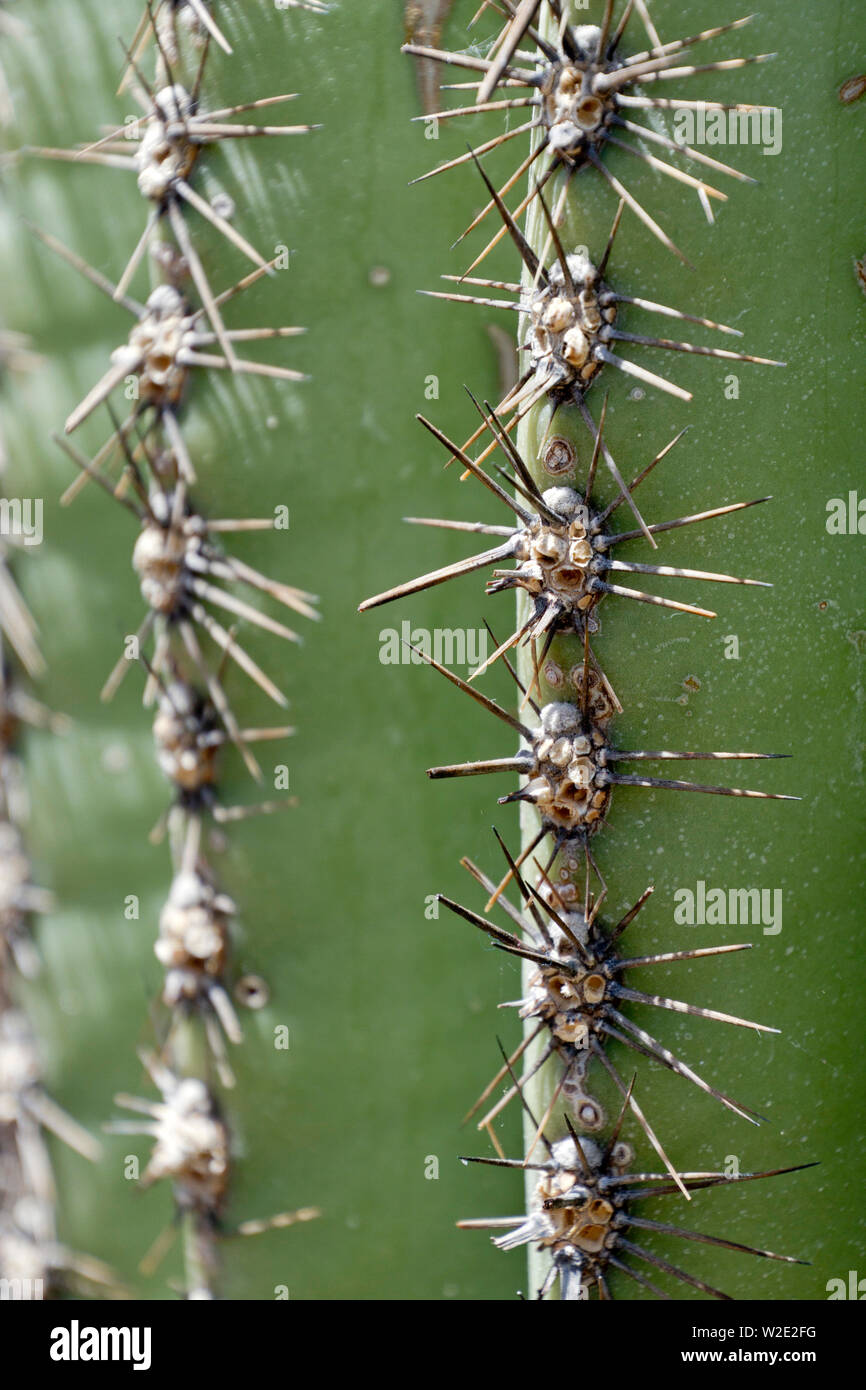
[362, 0, 863, 1299]
[4, 0, 327, 1298]
[0, 0, 862, 1302]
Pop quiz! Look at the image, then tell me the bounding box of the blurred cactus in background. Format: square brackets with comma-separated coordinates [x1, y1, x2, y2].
[0, 0, 863, 1301]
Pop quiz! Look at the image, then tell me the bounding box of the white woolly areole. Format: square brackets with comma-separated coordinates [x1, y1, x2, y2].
[542, 486, 587, 521]
[540, 702, 584, 738]
[136, 86, 197, 200]
[572, 25, 602, 62]
[552, 1135, 602, 1173]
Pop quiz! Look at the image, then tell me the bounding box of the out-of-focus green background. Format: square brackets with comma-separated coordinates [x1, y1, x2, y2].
[0, 0, 863, 1299]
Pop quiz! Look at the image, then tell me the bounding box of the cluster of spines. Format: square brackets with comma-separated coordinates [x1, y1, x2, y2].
[457, 1081, 813, 1302]
[362, 0, 808, 1298]
[405, 1, 777, 268]
[17, 1, 324, 1297]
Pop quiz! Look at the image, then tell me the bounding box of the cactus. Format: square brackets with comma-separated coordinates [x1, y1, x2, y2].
[363, 0, 863, 1300]
[0, 0, 862, 1303]
[3, 0, 327, 1299]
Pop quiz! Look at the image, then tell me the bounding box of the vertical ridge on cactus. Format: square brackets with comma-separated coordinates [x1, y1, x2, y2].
[357, 0, 814, 1299]
[5, 0, 325, 1299]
